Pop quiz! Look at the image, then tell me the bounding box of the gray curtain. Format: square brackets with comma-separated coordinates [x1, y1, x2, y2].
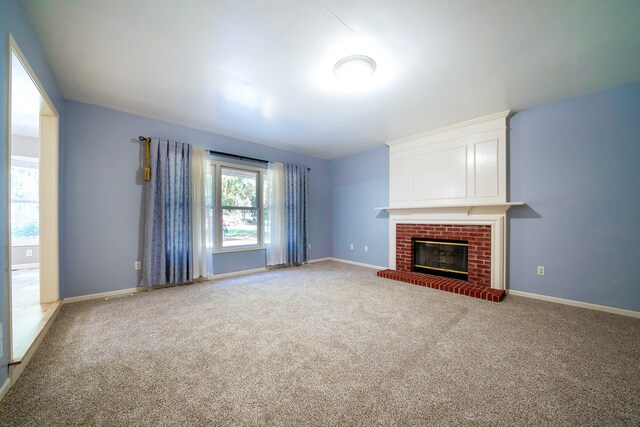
[284, 163, 308, 265]
[141, 138, 193, 286]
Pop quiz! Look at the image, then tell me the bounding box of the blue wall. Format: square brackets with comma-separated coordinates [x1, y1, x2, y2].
[0, 0, 63, 385]
[509, 80, 640, 312]
[61, 100, 332, 298]
[327, 81, 640, 312]
[330, 146, 389, 268]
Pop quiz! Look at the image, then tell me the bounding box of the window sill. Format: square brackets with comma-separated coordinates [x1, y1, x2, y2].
[12, 241, 39, 247]
[213, 246, 265, 254]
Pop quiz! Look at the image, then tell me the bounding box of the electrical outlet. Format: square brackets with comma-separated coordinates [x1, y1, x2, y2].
[364, 245, 369, 252]
[349, 244, 354, 250]
[26, 249, 33, 257]
[537, 266, 545, 276]
[135, 261, 141, 270]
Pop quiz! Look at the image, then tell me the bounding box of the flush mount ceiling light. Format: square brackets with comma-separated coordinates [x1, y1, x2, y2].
[333, 55, 377, 84]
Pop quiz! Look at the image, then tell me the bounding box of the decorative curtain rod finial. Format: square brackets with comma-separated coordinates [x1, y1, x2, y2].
[142, 136, 152, 181]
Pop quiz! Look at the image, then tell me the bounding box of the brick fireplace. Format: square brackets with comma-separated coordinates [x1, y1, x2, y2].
[396, 223, 492, 285]
[377, 111, 522, 302]
[377, 222, 505, 302]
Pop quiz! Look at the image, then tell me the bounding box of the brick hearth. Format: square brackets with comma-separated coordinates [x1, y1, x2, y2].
[379, 223, 505, 302]
[377, 269, 505, 302]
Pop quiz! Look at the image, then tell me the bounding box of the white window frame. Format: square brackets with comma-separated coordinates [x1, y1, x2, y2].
[211, 161, 265, 253]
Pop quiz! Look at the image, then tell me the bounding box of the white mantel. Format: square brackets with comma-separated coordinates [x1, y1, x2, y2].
[381, 111, 524, 291]
[376, 202, 523, 216]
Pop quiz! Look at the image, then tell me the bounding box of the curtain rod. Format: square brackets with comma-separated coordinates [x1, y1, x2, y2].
[138, 136, 310, 171]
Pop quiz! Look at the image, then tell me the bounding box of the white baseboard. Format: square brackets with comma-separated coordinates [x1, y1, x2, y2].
[308, 257, 332, 264]
[11, 263, 39, 270]
[211, 267, 268, 280]
[62, 266, 278, 302]
[63, 287, 145, 304]
[211, 257, 341, 279]
[507, 289, 640, 319]
[0, 376, 10, 402]
[322, 257, 387, 270]
[62, 258, 384, 302]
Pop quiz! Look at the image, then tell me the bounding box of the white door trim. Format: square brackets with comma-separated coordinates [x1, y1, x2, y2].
[5, 33, 60, 368]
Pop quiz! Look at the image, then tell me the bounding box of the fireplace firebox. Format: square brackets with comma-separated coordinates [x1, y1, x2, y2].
[412, 238, 469, 281]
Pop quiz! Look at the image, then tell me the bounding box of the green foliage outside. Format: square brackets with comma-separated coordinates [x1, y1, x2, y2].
[224, 226, 257, 237]
[13, 221, 39, 238]
[222, 173, 257, 223]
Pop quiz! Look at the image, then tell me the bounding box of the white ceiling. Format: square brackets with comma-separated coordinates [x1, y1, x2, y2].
[19, 0, 640, 159]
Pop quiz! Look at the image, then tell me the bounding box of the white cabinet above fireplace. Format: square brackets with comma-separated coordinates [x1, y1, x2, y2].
[387, 111, 511, 209]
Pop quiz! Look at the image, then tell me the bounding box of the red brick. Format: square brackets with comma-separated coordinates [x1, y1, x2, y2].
[394, 223, 492, 288]
[376, 269, 504, 302]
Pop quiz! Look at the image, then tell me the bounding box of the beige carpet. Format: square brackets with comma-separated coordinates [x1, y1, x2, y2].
[1, 261, 638, 426]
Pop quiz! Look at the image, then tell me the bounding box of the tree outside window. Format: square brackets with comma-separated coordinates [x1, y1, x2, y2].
[11, 156, 39, 246]
[220, 167, 260, 247]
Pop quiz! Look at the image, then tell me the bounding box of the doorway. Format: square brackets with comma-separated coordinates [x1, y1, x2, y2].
[7, 35, 60, 366]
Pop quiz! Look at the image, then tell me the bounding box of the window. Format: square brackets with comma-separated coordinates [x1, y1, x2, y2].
[212, 163, 263, 250]
[11, 156, 39, 246]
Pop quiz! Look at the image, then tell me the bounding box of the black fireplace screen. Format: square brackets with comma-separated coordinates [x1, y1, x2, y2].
[412, 238, 469, 281]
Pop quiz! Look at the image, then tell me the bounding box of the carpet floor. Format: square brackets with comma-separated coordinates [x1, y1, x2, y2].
[0, 261, 638, 426]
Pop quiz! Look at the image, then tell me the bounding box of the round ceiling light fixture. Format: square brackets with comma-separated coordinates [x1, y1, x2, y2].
[333, 55, 377, 84]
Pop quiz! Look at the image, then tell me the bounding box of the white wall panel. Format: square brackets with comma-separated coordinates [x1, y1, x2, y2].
[412, 146, 467, 200]
[387, 111, 509, 207]
[474, 139, 499, 198]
